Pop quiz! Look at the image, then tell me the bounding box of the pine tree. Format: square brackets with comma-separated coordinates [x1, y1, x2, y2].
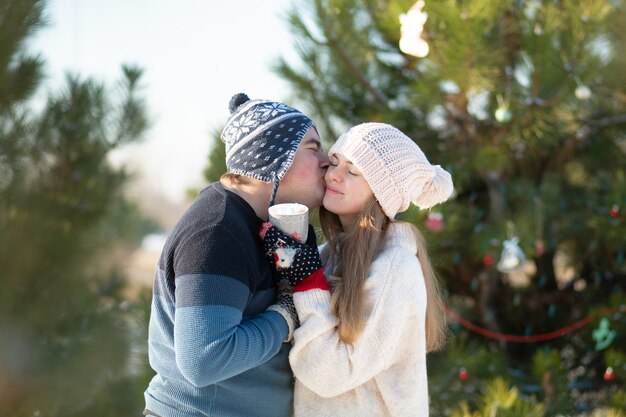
[276, 0, 626, 413]
[0, 1, 154, 415]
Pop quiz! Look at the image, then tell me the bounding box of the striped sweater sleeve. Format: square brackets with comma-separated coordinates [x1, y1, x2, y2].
[289, 249, 426, 397]
[172, 224, 288, 387]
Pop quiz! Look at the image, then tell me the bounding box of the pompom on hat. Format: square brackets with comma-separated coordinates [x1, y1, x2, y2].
[221, 93, 314, 205]
[328, 122, 454, 218]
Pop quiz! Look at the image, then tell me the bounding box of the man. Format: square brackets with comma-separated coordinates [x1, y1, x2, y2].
[143, 93, 329, 417]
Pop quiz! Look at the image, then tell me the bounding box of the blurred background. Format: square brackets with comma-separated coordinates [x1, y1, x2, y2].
[1, 0, 625, 416]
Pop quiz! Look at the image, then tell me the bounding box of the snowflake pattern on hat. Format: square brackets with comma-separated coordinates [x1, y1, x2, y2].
[224, 102, 291, 139]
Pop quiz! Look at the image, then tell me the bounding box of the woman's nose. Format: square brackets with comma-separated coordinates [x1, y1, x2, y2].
[326, 165, 343, 183]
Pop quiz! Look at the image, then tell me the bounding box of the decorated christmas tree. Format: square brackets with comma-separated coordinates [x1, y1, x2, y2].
[274, 0, 626, 414]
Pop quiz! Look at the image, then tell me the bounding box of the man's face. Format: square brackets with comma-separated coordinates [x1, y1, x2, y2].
[275, 126, 330, 208]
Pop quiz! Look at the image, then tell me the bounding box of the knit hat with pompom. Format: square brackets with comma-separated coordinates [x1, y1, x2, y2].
[221, 93, 314, 205]
[328, 122, 454, 218]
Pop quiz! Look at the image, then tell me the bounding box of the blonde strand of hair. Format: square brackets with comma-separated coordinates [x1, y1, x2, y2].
[320, 198, 388, 345]
[409, 224, 448, 352]
[320, 199, 447, 350]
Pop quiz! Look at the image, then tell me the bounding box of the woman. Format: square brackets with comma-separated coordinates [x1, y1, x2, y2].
[261, 122, 454, 416]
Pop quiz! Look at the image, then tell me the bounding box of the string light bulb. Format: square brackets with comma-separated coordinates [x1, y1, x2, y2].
[400, 1, 430, 58]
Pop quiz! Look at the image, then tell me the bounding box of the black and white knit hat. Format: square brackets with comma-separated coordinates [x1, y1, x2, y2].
[221, 93, 314, 205]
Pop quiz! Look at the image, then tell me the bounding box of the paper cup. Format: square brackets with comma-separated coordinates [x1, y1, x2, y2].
[268, 203, 309, 242]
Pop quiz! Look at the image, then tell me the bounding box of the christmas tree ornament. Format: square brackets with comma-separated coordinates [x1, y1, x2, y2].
[609, 204, 620, 218]
[592, 318, 617, 351]
[548, 304, 556, 318]
[424, 212, 445, 232]
[399, 1, 430, 58]
[482, 255, 494, 266]
[494, 95, 512, 123]
[524, 325, 533, 336]
[594, 271, 603, 285]
[535, 239, 545, 256]
[575, 84, 592, 100]
[603, 367, 614, 381]
[494, 103, 512, 123]
[574, 278, 587, 292]
[497, 236, 526, 273]
[458, 367, 470, 381]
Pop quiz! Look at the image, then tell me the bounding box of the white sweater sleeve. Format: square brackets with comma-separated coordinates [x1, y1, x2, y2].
[289, 250, 426, 398]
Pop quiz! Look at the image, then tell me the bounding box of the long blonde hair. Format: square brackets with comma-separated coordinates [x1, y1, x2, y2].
[319, 197, 447, 351]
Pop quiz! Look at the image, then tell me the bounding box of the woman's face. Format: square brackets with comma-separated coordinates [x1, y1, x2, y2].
[323, 152, 373, 229]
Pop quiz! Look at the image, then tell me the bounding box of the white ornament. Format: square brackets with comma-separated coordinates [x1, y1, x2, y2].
[495, 104, 512, 123]
[497, 237, 526, 273]
[399, 1, 430, 58]
[575, 85, 591, 100]
[495, 95, 512, 123]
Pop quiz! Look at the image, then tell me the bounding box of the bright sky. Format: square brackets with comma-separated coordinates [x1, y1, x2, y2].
[29, 0, 297, 203]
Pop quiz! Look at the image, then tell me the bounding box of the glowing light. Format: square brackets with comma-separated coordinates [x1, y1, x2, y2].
[399, 1, 430, 58]
[575, 85, 591, 100]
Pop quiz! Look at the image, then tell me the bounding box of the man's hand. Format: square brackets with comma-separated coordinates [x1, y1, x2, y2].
[266, 280, 299, 342]
[260, 222, 323, 287]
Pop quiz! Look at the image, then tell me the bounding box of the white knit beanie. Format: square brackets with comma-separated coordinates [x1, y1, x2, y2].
[328, 122, 454, 218]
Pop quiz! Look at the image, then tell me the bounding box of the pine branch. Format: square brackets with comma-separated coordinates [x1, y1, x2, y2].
[273, 57, 339, 141]
[314, 0, 389, 107]
[572, 113, 626, 143]
[587, 112, 626, 129]
[360, 0, 399, 51]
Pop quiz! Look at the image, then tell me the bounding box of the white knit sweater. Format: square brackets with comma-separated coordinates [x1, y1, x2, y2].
[290, 222, 429, 417]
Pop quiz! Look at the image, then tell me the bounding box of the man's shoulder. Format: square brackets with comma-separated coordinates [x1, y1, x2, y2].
[163, 183, 256, 258]
[179, 183, 249, 229]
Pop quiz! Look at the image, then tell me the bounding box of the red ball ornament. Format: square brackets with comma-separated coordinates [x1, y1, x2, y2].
[535, 239, 545, 256]
[604, 367, 614, 381]
[609, 205, 620, 218]
[424, 212, 445, 232]
[459, 367, 470, 381]
[482, 256, 494, 266]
